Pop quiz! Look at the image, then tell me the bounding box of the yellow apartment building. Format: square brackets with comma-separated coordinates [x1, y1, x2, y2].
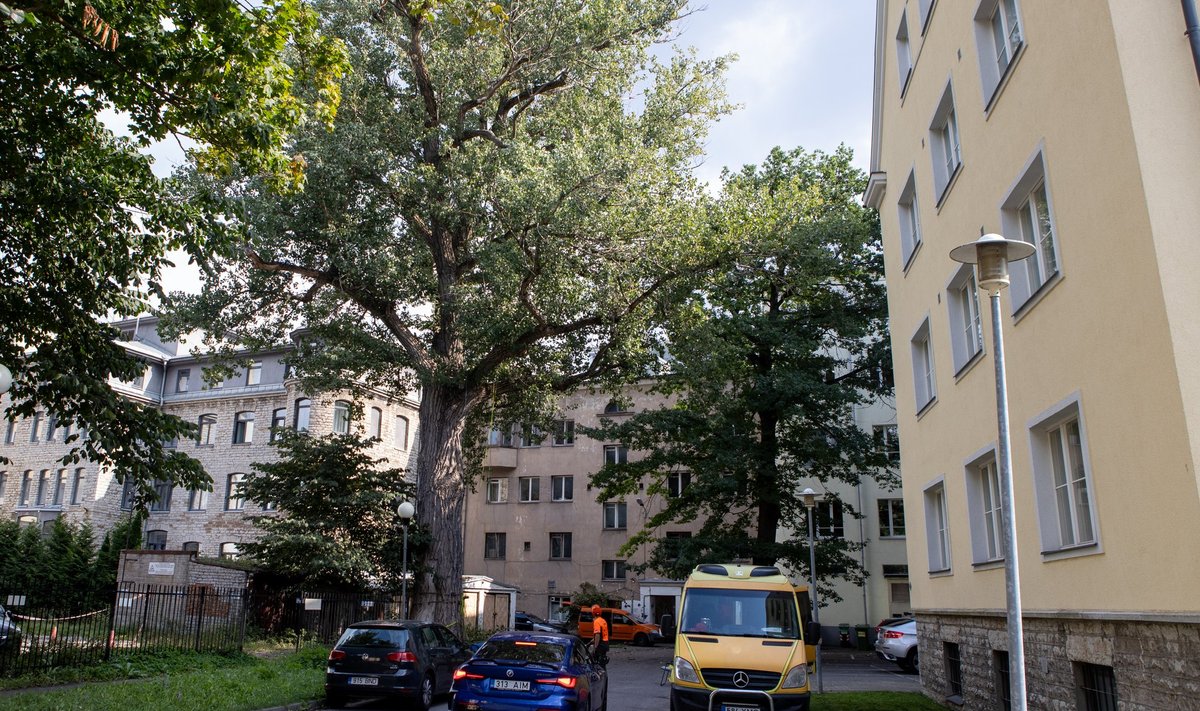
[865, 0, 1200, 708]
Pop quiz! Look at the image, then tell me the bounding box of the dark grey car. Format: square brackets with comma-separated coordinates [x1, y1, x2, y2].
[325, 620, 471, 709]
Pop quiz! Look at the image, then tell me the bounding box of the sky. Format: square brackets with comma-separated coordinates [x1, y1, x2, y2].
[158, 0, 878, 293]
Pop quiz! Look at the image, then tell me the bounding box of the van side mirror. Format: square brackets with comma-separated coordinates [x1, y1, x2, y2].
[806, 621, 822, 643]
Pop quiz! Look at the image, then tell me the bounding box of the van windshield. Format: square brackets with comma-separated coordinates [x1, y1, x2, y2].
[680, 588, 799, 639]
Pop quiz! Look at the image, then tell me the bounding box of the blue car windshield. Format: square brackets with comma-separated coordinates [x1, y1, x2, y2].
[680, 588, 799, 639]
[477, 640, 566, 664]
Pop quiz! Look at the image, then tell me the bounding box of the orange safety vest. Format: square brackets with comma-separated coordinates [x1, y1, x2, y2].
[594, 616, 609, 642]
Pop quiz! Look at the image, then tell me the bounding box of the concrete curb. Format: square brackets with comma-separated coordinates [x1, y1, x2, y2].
[254, 700, 323, 711]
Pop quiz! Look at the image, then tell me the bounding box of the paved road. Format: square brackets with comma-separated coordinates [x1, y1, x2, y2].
[319, 642, 920, 710]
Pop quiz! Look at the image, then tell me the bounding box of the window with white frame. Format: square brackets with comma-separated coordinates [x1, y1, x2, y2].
[897, 171, 922, 267]
[667, 471, 691, 498]
[294, 398, 311, 432]
[395, 415, 410, 450]
[896, 10, 913, 96]
[965, 455, 1005, 563]
[71, 468, 84, 505]
[270, 408, 286, 441]
[948, 265, 984, 372]
[176, 369, 190, 393]
[0, 471, 8, 501]
[879, 498, 906, 538]
[874, 425, 901, 463]
[150, 479, 172, 512]
[368, 407, 382, 439]
[1002, 151, 1060, 308]
[197, 414, 217, 445]
[603, 502, 627, 530]
[225, 473, 246, 511]
[36, 470, 50, 505]
[929, 84, 962, 204]
[518, 423, 542, 448]
[924, 481, 952, 572]
[910, 318, 937, 412]
[484, 532, 506, 559]
[19, 471, 32, 506]
[918, 0, 936, 32]
[549, 532, 572, 560]
[551, 475, 573, 502]
[219, 542, 240, 560]
[603, 444, 628, 466]
[486, 477, 508, 504]
[519, 476, 540, 503]
[145, 530, 168, 551]
[332, 400, 352, 435]
[54, 469, 67, 506]
[1029, 400, 1097, 553]
[602, 560, 627, 580]
[552, 419, 575, 446]
[4, 419, 15, 444]
[246, 360, 262, 386]
[29, 411, 41, 442]
[188, 488, 208, 511]
[812, 500, 845, 539]
[233, 411, 254, 444]
[974, 0, 1024, 105]
[45, 415, 57, 442]
[489, 424, 515, 447]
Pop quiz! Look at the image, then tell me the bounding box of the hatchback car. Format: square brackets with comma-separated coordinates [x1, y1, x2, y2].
[325, 620, 471, 709]
[450, 631, 608, 711]
[515, 611, 565, 633]
[874, 618, 919, 673]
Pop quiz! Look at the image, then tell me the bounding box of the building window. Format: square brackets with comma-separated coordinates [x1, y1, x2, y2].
[219, 542, 240, 559]
[0, 471, 6, 501]
[206, 367, 224, 389]
[145, 530, 168, 551]
[19, 471, 32, 506]
[53, 469, 67, 506]
[36, 470, 50, 505]
[603, 399, 624, 414]
[664, 531, 692, 561]
[246, 360, 262, 386]
[45, 415, 58, 442]
[4, 419, 14, 445]
[966, 456, 1004, 563]
[233, 411, 255, 444]
[994, 651, 1012, 711]
[367, 407, 382, 440]
[811, 500, 844, 539]
[176, 369, 190, 393]
[29, 411, 41, 442]
[150, 479, 172, 512]
[519, 476, 540, 503]
[1002, 152, 1060, 309]
[948, 265, 984, 373]
[602, 560, 627, 580]
[910, 318, 936, 412]
[225, 473, 245, 511]
[549, 532, 572, 560]
[1076, 662, 1118, 711]
[270, 408, 286, 441]
[667, 471, 691, 498]
[1030, 400, 1097, 553]
[925, 481, 951, 572]
[896, 10, 913, 96]
[551, 475, 574, 502]
[484, 532, 506, 560]
[548, 595, 571, 624]
[71, 468, 85, 505]
[60, 422, 71, 442]
[119, 477, 136, 510]
[188, 488, 208, 511]
[489, 424, 514, 447]
[918, 0, 936, 32]
[929, 83, 962, 204]
[182, 541, 201, 553]
[603, 502, 628, 530]
[945, 642, 964, 699]
[552, 419, 575, 446]
[332, 400, 352, 435]
[394, 416, 410, 450]
[603, 444, 628, 466]
[896, 171, 922, 268]
[197, 414, 217, 445]
[486, 477, 508, 504]
[518, 423, 542, 448]
[874, 425, 901, 463]
[974, 0, 1023, 105]
[879, 498, 906, 538]
[890, 581, 911, 610]
[294, 398, 311, 432]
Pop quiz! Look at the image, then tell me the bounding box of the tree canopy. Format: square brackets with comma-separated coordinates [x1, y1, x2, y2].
[586, 146, 893, 603]
[168, 0, 732, 622]
[0, 0, 346, 502]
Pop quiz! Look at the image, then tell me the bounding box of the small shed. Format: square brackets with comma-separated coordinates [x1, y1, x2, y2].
[462, 575, 519, 633]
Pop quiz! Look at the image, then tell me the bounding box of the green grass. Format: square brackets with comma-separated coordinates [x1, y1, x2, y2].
[0, 647, 328, 710]
[813, 691, 943, 710]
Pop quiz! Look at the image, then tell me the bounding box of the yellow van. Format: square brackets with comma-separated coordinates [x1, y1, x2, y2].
[669, 563, 819, 711]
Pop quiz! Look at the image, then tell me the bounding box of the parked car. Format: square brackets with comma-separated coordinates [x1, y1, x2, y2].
[450, 631, 608, 711]
[577, 607, 662, 646]
[874, 618, 919, 673]
[0, 604, 22, 649]
[515, 611, 565, 633]
[873, 614, 912, 637]
[325, 620, 471, 709]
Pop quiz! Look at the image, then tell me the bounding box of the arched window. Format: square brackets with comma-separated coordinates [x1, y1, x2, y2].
[197, 413, 217, 445]
[270, 408, 286, 441]
[604, 399, 623, 414]
[333, 400, 352, 435]
[368, 407, 383, 439]
[233, 411, 255, 444]
[145, 530, 168, 551]
[394, 416, 410, 450]
[182, 541, 200, 553]
[225, 473, 245, 511]
[294, 398, 311, 432]
[219, 542, 240, 559]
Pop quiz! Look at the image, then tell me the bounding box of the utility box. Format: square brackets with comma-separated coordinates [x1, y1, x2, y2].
[855, 625, 871, 650]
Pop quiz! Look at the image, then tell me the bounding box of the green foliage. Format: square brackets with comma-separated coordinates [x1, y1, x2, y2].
[0, 0, 346, 505]
[0, 518, 121, 609]
[812, 693, 944, 711]
[237, 431, 418, 592]
[587, 146, 893, 603]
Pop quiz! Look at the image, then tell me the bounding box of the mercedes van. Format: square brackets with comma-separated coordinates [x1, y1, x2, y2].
[669, 563, 819, 711]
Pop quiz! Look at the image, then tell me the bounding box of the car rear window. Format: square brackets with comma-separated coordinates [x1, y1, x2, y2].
[337, 627, 409, 649]
[477, 640, 566, 664]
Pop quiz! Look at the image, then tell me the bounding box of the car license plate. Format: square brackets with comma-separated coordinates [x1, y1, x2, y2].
[349, 677, 379, 686]
[492, 679, 530, 691]
[721, 705, 759, 711]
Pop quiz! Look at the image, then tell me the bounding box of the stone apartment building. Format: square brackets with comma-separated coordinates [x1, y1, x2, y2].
[865, 0, 1200, 708]
[0, 316, 420, 557]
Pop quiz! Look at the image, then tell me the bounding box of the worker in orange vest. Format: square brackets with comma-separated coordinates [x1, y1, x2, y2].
[591, 604, 609, 665]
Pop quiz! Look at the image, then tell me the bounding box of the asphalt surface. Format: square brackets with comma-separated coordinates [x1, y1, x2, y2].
[308, 642, 921, 710]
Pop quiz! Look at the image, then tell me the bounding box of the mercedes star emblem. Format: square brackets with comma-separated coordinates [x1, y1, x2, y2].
[732, 670, 750, 688]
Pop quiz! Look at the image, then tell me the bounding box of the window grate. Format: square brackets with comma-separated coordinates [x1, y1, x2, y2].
[994, 650, 1011, 711]
[1078, 662, 1118, 711]
[944, 642, 963, 697]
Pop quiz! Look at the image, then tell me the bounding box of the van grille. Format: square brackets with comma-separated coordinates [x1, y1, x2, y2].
[703, 668, 780, 691]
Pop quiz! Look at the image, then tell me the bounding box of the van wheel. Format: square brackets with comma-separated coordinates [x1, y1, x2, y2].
[633, 632, 649, 647]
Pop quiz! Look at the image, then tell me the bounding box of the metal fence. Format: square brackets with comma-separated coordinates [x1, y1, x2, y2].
[280, 592, 405, 646]
[0, 584, 247, 676]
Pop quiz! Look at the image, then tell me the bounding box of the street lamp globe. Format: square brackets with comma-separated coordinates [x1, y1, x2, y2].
[397, 501, 415, 520]
[0, 364, 11, 395]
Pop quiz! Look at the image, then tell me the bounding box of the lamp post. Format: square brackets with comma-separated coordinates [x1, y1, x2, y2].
[397, 501, 415, 618]
[801, 487, 822, 694]
[0, 364, 11, 395]
[950, 233, 1035, 711]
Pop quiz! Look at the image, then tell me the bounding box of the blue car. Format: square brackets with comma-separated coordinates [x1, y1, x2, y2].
[451, 631, 608, 711]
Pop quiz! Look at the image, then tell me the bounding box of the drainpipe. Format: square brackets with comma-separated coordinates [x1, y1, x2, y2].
[1185, 0, 1200, 86]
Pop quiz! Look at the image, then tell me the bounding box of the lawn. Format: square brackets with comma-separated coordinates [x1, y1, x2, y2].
[815, 691, 944, 710]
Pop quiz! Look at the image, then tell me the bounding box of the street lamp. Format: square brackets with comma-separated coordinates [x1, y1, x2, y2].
[800, 487, 823, 694]
[950, 233, 1035, 711]
[397, 501, 415, 618]
[0, 363, 12, 395]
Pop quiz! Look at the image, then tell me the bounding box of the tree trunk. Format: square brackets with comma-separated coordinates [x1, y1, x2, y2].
[410, 383, 478, 625]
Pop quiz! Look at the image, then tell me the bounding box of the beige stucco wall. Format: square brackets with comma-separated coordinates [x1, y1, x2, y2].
[873, 0, 1200, 617]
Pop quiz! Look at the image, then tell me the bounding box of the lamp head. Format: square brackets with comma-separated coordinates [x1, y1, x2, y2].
[949, 234, 1036, 292]
[800, 487, 818, 509]
[397, 501, 415, 520]
[0, 364, 11, 395]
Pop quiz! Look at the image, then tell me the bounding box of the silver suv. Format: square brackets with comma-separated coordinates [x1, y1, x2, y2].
[874, 618, 918, 673]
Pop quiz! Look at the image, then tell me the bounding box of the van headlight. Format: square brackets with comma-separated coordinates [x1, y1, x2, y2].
[780, 664, 808, 689]
[674, 656, 700, 684]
